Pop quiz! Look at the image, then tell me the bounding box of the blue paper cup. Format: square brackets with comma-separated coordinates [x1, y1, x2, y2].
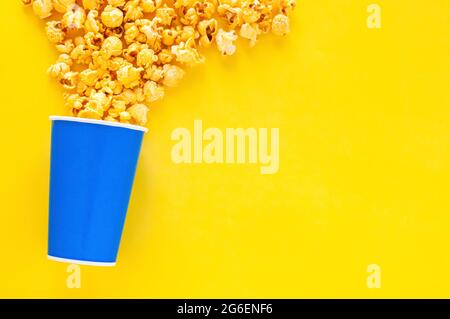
[48, 116, 147, 266]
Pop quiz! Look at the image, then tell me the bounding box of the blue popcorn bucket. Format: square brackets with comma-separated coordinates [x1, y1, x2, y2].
[48, 116, 147, 266]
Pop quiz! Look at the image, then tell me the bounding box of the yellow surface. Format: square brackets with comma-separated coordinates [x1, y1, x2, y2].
[1, 1, 450, 298]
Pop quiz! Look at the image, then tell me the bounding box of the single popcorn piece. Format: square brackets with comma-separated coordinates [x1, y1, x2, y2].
[57, 53, 73, 65]
[155, 6, 176, 26]
[124, 0, 144, 22]
[70, 44, 92, 65]
[32, 0, 53, 19]
[171, 41, 205, 66]
[124, 23, 139, 43]
[239, 23, 260, 47]
[62, 4, 86, 31]
[119, 89, 138, 105]
[102, 36, 123, 57]
[117, 64, 143, 88]
[45, 21, 65, 43]
[53, 0, 75, 13]
[215, 29, 237, 55]
[60, 71, 79, 90]
[271, 13, 290, 36]
[161, 29, 177, 46]
[56, 39, 74, 54]
[143, 80, 164, 103]
[119, 111, 131, 122]
[127, 104, 149, 125]
[137, 48, 157, 68]
[101, 5, 124, 28]
[85, 10, 100, 33]
[89, 90, 111, 111]
[162, 64, 185, 87]
[48, 62, 70, 78]
[80, 68, 100, 86]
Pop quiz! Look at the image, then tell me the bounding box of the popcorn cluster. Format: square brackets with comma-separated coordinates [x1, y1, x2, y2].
[24, 0, 296, 126]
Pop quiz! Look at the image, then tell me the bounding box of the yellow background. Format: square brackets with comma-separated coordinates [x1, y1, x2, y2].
[1, 0, 450, 298]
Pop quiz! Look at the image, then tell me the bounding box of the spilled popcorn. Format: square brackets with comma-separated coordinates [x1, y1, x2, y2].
[24, 0, 296, 126]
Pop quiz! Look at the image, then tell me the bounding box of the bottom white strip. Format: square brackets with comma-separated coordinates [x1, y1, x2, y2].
[48, 255, 116, 267]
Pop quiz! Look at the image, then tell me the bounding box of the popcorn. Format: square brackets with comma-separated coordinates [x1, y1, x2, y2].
[162, 64, 184, 87]
[32, 0, 53, 19]
[108, 0, 126, 6]
[101, 5, 124, 28]
[78, 107, 102, 119]
[85, 10, 100, 33]
[141, 0, 161, 13]
[82, 0, 102, 10]
[239, 23, 260, 47]
[143, 80, 164, 103]
[62, 4, 86, 31]
[124, 0, 143, 22]
[48, 62, 70, 78]
[56, 39, 74, 53]
[271, 13, 290, 36]
[57, 53, 73, 66]
[127, 104, 149, 125]
[117, 64, 143, 88]
[171, 40, 204, 66]
[60, 71, 79, 90]
[215, 29, 237, 55]
[119, 111, 131, 122]
[53, 0, 75, 13]
[155, 6, 176, 26]
[102, 36, 123, 57]
[24, 0, 296, 127]
[124, 23, 139, 43]
[45, 21, 65, 43]
[80, 68, 100, 86]
[137, 48, 157, 68]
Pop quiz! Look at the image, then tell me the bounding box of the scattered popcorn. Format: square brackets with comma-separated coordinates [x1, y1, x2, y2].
[32, 0, 53, 19]
[162, 64, 184, 87]
[24, 0, 296, 127]
[271, 13, 290, 36]
[216, 29, 237, 55]
[240, 23, 260, 47]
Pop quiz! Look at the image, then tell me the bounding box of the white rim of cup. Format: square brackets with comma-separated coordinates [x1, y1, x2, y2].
[48, 255, 116, 267]
[49, 116, 148, 133]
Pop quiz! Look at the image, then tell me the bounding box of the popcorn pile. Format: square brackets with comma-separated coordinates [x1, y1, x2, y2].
[24, 0, 296, 126]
